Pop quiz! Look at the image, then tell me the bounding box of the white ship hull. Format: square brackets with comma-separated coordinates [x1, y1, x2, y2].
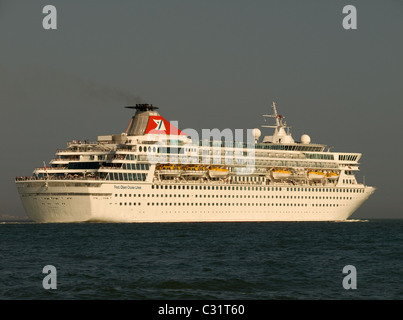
[16, 180, 375, 223]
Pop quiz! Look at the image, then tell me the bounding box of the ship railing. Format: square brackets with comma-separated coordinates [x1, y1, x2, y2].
[99, 166, 123, 170]
[34, 167, 67, 171]
[67, 140, 98, 146]
[117, 146, 134, 151]
[154, 178, 265, 185]
[49, 158, 74, 163]
[15, 175, 106, 182]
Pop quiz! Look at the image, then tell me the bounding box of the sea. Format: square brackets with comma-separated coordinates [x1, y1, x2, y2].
[1, 219, 402, 304]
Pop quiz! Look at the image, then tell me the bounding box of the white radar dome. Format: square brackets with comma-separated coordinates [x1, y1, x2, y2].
[301, 134, 311, 144]
[252, 128, 261, 142]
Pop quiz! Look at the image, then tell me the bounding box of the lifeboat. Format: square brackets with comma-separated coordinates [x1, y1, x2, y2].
[208, 166, 229, 179]
[325, 171, 339, 180]
[271, 168, 291, 179]
[157, 164, 182, 178]
[308, 170, 325, 180]
[181, 165, 207, 177]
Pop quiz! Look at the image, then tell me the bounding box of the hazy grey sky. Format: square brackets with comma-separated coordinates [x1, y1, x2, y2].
[1, 0, 402, 219]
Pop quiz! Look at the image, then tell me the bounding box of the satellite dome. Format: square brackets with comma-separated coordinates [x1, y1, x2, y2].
[252, 128, 261, 142]
[301, 134, 311, 144]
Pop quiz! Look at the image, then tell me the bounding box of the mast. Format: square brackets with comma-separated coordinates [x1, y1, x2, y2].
[261, 101, 294, 144]
[262, 102, 283, 129]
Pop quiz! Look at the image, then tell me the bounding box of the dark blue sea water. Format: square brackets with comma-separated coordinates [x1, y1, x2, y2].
[1, 219, 402, 300]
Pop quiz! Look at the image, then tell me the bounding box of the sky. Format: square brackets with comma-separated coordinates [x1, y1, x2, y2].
[0, 0, 402, 219]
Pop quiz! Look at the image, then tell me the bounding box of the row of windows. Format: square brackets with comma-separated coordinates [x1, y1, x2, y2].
[119, 202, 140, 206]
[67, 162, 100, 170]
[138, 146, 159, 153]
[125, 154, 136, 161]
[255, 144, 323, 152]
[107, 173, 147, 181]
[305, 153, 334, 160]
[115, 193, 353, 200]
[252, 160, 339, 169]
[116, 193, 189, 198]
[339, 154, 358, 161]
[118, 202, 341, 207]
[137, 144, 324, 156]
[151, 184, 364, 193]
[137, 141, 323, 152]
[121, 163, 150, 170]
[233, 176, 264, 182]
[197, 140, 322, 151]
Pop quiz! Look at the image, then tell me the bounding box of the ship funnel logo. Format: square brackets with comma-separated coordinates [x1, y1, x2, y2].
[153, 119, 166, 131]
[145, 116, 186, 135]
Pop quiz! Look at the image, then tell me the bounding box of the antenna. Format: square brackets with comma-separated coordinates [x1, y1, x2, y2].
[272, 101, 279, 127]
[260, 101, 295, 144]
[262, 101, 282, 128]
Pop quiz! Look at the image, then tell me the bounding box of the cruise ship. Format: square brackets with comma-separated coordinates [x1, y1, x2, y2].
[15, 102, 375, 222]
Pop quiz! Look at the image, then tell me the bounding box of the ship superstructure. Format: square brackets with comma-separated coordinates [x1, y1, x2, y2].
[15, 102, 375, 222]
